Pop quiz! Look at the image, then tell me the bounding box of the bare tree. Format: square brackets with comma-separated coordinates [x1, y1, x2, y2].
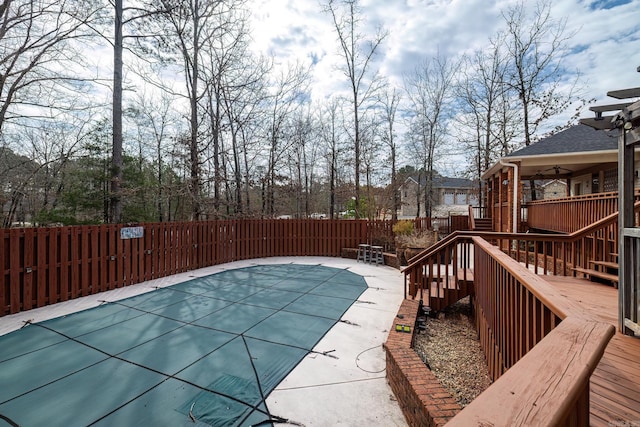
[318, 97, 346, 219]
[146, 0, 236, 219]
[263, 61, 310, 217]
[285, 108, 316, 218]
[197, 3, 263, 217]
[359, 115, 382, 219]
[502, 0, 579, 200]
[127, 91, 181, 221]
[215, 38, 270, 216]
[323, 0, 387, 219]
[377, 85, 401, 220]
[456, 37, 517, 208]
[503, 0, 578, 146]
[111, 0, 125, 223]
[404, 53, 458, 217]
[0, 0, 101, 133]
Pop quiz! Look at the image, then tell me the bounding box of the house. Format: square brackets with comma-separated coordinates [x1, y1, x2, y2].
[399, 173, 478, 218]
[399, 96, 640, 424]
[480, 124, 640, 232]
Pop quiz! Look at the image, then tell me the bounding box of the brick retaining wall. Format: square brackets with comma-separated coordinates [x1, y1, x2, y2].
[384, 299, 461, 426]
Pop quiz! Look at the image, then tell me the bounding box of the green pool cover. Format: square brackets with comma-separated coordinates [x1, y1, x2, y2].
[0, 264, 369, 427]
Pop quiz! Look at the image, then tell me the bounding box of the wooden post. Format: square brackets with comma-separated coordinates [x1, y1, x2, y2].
[619, 101, 640, 336]
[580, 79, 640, 336]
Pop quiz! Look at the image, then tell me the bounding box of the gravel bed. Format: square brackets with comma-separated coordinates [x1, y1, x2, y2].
[413, 297, 492, 407]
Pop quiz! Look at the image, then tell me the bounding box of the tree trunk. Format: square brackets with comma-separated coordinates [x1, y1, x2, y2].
[110, 0, 123, 223]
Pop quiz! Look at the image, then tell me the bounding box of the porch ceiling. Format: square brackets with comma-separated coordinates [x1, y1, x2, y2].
[483, 150, 620, 180]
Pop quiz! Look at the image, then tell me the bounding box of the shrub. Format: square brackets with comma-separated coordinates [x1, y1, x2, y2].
[392, 220, 414, 236]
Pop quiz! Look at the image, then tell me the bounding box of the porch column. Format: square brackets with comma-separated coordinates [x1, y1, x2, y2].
[506, 163, 520, 233]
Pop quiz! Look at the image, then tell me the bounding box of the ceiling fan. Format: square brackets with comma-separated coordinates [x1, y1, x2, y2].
[537, 165, 573, 176]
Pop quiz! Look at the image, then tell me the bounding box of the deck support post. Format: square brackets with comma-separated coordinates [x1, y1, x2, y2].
[618, 98, 640, 336]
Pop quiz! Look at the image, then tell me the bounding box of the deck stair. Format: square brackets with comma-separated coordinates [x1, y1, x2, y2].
[572, 260, 619, 288]
[422, 267, 474, 312]
[472, 218, 492, 231]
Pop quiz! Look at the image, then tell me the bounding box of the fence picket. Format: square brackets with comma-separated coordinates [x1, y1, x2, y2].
[80, 226, 90, 296]
[59, 228, 69, 302]
[37, 228, 47, 307]
[23, 228, 33, 310]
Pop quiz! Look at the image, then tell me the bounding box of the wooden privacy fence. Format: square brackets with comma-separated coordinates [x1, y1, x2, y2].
[1, 219, 377, 317]
[0, 218, 470, 316]
[0, 215, 471, 317]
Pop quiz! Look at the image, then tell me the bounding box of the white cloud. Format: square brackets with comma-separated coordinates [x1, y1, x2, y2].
[249, 0, 640, 173]
[250, 0, 640, 102]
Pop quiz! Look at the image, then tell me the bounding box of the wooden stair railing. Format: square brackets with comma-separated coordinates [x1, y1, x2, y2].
[403, 201, 640, 310]
[448, 237, 615, 426]
[401, 234, 615, 425]
[468, 204, 492, 231]
[402, 231, 475, 310]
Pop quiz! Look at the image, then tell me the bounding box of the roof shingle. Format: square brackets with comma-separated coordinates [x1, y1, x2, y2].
[507, 124, 618, 157]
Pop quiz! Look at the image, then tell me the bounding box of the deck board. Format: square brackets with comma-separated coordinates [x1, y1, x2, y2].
[542, 275, 640, 426]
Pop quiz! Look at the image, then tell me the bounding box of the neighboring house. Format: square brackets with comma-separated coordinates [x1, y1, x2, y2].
[481, 124, 640, 232]
[399, 173, 478, 218]
[541, 179, 568, 199]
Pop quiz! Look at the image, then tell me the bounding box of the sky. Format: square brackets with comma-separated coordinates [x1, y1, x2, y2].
[249, 0, 640, 127]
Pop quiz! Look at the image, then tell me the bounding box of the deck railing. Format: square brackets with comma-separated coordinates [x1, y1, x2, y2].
[405, 201, 639, 286]
[404, 205, 630, 299]
[488, 201, 640, 276]
[403, 233, 615, 424]
[447, 237, 614, 426]
[525, 190, 640, 233]
[402, 231, 473, 308]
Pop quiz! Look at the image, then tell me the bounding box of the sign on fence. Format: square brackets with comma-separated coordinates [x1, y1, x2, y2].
[121, 226, 144, 239]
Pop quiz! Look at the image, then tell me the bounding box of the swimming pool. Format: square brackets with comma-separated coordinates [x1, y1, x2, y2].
[0, 263, 370, 426]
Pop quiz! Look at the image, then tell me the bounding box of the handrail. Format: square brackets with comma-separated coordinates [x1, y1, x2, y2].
[401, 215, 620, 424]
[402, 230, 475, 308]
[403, 230, 463, 271]
[449, 319, 612, 425]
[447, 236, 614, 426]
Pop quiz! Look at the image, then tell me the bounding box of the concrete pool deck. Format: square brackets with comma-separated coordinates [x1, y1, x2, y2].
[0, 257, 408, 426]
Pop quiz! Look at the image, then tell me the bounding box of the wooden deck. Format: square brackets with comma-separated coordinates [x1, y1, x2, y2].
[543, 275, 640, 426]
